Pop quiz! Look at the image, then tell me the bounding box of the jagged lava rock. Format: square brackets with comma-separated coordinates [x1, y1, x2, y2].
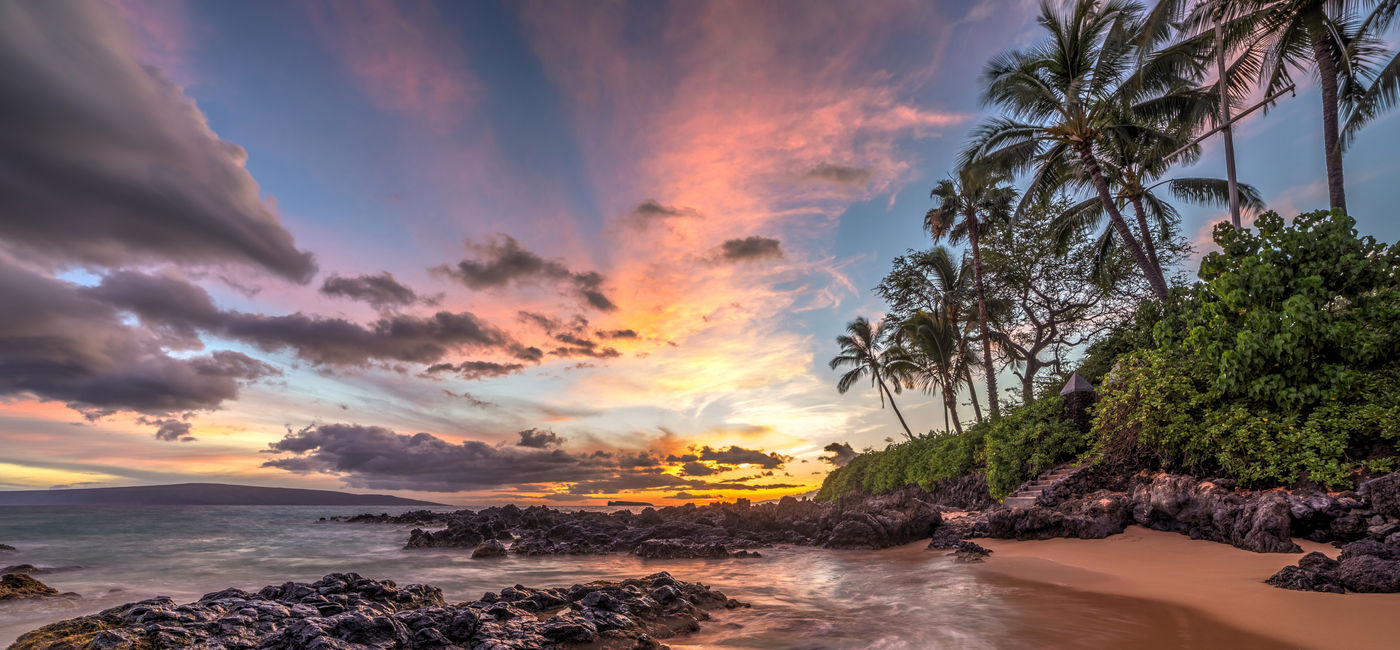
[9, 571, 737, 649]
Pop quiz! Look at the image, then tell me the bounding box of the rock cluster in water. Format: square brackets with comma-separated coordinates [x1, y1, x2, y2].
[9, 571, 743, 650]
[342, 488, 943, 557]
[0, 572, 77, 601]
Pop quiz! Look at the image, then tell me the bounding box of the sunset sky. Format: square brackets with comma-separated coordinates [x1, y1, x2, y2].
[3, 0, 1398, 505]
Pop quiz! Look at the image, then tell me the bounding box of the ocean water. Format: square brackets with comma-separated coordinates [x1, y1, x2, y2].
[0, 506, 1285, 648]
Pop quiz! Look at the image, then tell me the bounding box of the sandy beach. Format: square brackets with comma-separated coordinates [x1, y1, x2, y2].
[975, 525, 1400, 649]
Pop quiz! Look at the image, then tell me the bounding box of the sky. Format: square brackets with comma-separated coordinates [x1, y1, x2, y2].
[2, 0, 1398, 505]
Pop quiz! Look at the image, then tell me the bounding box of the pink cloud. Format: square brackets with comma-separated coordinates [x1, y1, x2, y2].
[305, 0, 476, 126]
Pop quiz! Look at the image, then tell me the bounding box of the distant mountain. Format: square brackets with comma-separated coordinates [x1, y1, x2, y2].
[0, 483, 445, 507]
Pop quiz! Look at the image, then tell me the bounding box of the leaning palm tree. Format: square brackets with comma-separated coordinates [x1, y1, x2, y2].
[829, 317, 915, 440]
[925, 167, 1016, 420]
[963, 0, 1207, 300]
[890, 310, 974, 435]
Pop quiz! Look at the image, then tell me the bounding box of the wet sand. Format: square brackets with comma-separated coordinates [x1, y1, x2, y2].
[976, 525, 1400, 649]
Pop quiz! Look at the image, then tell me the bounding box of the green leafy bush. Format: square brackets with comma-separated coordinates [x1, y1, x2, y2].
[1086, 211, 1400, 488]
[984, 396, 1088, 499]
[815, 427, 986, 501]
[1186, 210, 1400, 411]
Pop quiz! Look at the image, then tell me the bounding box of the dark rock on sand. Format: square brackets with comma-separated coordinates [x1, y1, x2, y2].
[10, 571, 734, 649]
[1266, 539, 1400, 593]
[1265, 552, 1344, 593]
[471, 539, 507, 558]
[950, 541, 992, 563]
[1, 573, 77, 601]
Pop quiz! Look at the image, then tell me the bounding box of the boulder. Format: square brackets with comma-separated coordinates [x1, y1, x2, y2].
[1359, 473, 1400, 519]
[471, 539, 507, 558]
[0, 573, 72, 600]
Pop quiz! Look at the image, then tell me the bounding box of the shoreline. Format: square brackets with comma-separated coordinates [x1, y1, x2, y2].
[974, 525, 1400, 649]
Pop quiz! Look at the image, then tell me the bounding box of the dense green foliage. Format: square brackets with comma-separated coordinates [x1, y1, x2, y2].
[1090, 211, 1400, 488]
[985, 397, 1090, 499]
[815, 427, 986, 501]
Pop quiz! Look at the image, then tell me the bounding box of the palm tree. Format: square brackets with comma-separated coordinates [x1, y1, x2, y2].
[1194, 0, 1395, 212]
[830, 317, 915, 440]
[925, 167, 1016, 420]
[890, 310, 974, 435]
[1343, 2, 1400, 150]
[918, 246, 989, 422]
[963, 0, 1205, 300]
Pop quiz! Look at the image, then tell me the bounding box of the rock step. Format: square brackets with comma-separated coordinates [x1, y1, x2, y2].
[1003, 496, 1038, 508]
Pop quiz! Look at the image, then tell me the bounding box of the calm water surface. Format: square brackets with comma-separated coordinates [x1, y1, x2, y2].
[0, 506, 1287, 648]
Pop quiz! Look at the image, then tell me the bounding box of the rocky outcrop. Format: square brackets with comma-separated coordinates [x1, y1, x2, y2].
[322, 509, 450, 527]
[0, 543, 15, 552]
[375, 488, 942, 555]
[1359, 473, 1400, 519]
[986, 490, 1133, 540]
[1129, 475, 1300, 553]
[1267, 540, 1400, 593]
[0, 573, 76, 601]
[9, 571, 740, 650]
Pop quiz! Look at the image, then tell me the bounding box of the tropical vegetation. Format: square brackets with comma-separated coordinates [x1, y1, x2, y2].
[823, 0, 1400, 503]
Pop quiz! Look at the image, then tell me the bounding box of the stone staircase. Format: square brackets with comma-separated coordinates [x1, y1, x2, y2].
[1003, 465, 1080, 508]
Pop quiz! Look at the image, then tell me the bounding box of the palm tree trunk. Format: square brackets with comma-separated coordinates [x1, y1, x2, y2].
[1311, 31, 1347, 213]
[1129, 195, 1162, 275]
[944, 388, 964, 435]
[942, 400, 951, 435]
[878, 377, 915, 440]
[966, 215, 1000, 420]
[965, 370, 984, 422]
[1076, 145, 1170, 300]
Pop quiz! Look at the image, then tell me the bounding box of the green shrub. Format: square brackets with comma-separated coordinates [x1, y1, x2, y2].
[814, 427, 987, 501]
[985, 396, 1088, 499]
[1186, 210, 1400, 411]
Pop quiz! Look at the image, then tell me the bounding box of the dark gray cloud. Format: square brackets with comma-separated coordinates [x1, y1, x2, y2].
[262, 423, 801, 494]
[716, 237, 784, 263]
[804, 162, 872, 187]
[423, 361, 526, 380]
[820, 442, 857, 467]
[680, 461, 717, 477]
[88, 270, 522, 368]
[595, 329, 638, 339]
[320, 272, 433, 309]
[625, 200, 700, 227]
[263, 424, 615, 491]
[0, 2, 316, 282]
[139, 417, 196, 443]
[438, 236, 617, 311]
[516, 428, 563, 448]
[0, 259, 279, 418]
[667, 445, 791, 470]
[549, 332, 621, 359]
